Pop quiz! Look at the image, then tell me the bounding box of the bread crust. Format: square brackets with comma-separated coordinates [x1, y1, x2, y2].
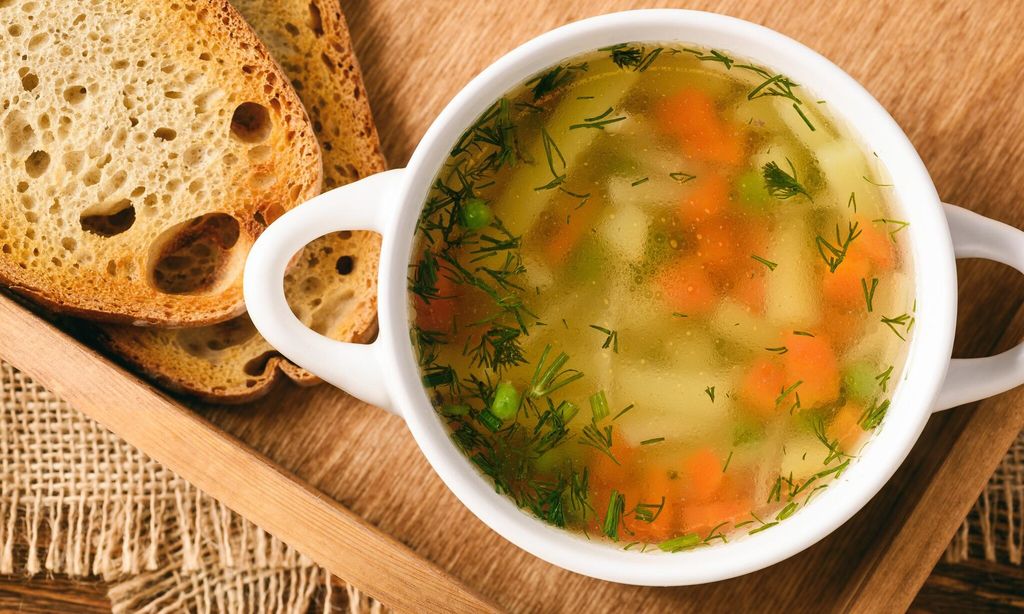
[95, 0, 386, 402]
[0, 0, 322, 326]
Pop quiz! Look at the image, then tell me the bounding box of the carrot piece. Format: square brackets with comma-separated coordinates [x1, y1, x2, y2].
[678, 174, 730, 224]
[683, 447, 724, 501]
[739, 357, 787, 417]
[656, 89, 745, 166]
[821, 305, 866, 350]
[628, 465, 685, 543]
[656, 260, 717, 315]
[782, 333, 840, 408]
[828, 403, 865, 452]
[821, 251, 872, 307]
[413, 273, 457, 332]
[682, 496, 750, 535]
[851, 215, 895, 270]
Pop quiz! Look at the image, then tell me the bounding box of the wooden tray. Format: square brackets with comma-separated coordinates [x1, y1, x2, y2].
[3, 1, 1024, 611]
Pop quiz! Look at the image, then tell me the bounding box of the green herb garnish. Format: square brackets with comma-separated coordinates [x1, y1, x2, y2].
[881, 313, 912, 340]
[569, 106, 627, 130]
[526, 62, 588, 100]
[589, 324, 620, 352]
[762, 160, 811, 201]
[873, 218, 910, 240]
[860, 398, 890, 430]
[862, 278, 878, 312]
[601, 490, 625, 540]
[529, 345, 584, 398]
[640, 437, 665, 446]
[816, 221, 862, 272]
[751, 254, 778, 271]
[876, 365, 894, 392]
[705, 386, 716, 402]
[669, 172, 697, 183]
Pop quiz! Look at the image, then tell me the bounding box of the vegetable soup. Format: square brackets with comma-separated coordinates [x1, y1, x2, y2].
[408, 42, 914, 550]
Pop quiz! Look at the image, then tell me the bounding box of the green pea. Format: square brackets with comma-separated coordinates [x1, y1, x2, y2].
[735, 169, 770, 211]
[842, 361, 876, 402]
[459, 197, 492, 230]
[491, 381, 520, 420]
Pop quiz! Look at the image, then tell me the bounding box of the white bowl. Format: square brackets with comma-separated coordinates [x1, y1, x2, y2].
[243, 9, 1024, 586]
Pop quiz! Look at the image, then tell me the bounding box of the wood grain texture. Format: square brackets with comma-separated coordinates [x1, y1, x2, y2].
[1, 1, 1023, 613]
[0, 295, 498, 614]
[200, 1, 1024, 612]
[0, 575, 111, 614]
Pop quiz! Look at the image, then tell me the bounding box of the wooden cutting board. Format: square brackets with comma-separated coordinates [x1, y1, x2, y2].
[3, 1, 1023, 612]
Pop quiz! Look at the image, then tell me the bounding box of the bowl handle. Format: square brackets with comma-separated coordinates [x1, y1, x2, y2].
[244, 169, 405, 414]
[935, 203, 1024, 411]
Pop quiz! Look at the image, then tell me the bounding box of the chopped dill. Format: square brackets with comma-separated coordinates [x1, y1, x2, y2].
[848, 192, 857, 212]
[749, 521, 779, 535]
[723, 450, 734, 472]
[633, 497, 666, 523]
[775, 381, 803, 408]
[526, 62, 588, 100]
[873, 218, 910, 240]
[534, 126, 566, 191]
[860, 398, 890, 430]
[580, 420, 618, 465]
[466, 325, 527, 375]
[602, 43, 664, 72]
[762, 160, 811, 201]
[862, 175, 893, 187]
[876, 365, 894, 392]
[589, 324, 620, 352]
[570, 106, 627, 130]
[631, 177, 650, 187]
[682, 47, 735, 69]
[669, 171, 697, 183]
[576, 95, 595, 100]
[812, 416, 852, 466]
[765, 346, 789, 354]
[793, 330, 815, 337]
[705, 386, 716, 403]
[751, 254, 778, 271]
[881, 313, 912, 340]
[862, 277, 879, 312]
[793, 103, 815, 131]
[612, 403, 635, 421]
[640, 437, 665, 446]
[816, 221, 862, 272]
[672, 312, 689, 318]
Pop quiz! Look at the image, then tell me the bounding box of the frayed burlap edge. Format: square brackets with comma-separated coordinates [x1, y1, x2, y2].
[944, 430, 1024, 565]
[0, 360, 384, 612]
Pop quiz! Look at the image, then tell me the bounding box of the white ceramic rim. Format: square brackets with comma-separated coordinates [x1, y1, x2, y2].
[372, 10, 956, 586]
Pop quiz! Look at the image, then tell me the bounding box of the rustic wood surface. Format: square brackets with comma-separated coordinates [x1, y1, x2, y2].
[1, 0, 1023, 613]
[204, 0, 1024, 612]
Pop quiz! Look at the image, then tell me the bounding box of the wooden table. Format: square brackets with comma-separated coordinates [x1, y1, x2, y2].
[2, 0, 1023, 612]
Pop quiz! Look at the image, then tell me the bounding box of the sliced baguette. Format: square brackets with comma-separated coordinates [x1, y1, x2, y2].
[96, 0, 386, 402]
[0, 0, 321, 326]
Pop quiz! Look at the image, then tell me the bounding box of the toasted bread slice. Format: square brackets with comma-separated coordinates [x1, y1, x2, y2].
[0, 0, 321, 326]
[96, 0, 385, 401]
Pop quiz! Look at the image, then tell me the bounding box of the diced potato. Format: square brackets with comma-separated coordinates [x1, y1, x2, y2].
[815, 139, 888, 218]
[501, 71, 640, 236]
[711, 299, 782, 353]
[765, 216, 819, 328]
[598, 203, 648, 262]
[779, 433, 829, 482]
[614, 362, 733, 446]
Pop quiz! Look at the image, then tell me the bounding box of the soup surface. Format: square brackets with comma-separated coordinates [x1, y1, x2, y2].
[408, 42, 914, 550]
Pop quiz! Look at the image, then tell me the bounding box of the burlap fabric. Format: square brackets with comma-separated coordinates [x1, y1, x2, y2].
[2, 357, 1020, 612]
[0, 360, 383, 613]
